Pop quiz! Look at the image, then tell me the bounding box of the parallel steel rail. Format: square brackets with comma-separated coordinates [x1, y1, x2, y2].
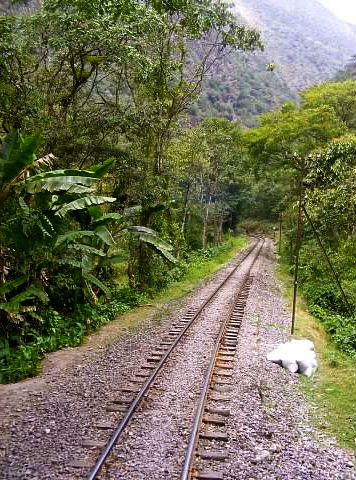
[181, 239, 264, 480]
[87, 238, 264, 480]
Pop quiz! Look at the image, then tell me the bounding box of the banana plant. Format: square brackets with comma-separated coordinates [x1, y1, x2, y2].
[0, 274, 49, 324]
[1, 130, 177, 308]
[0, 130, 52, 207]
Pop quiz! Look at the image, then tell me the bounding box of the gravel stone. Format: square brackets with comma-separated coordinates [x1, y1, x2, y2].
[0, 239, 354, 480]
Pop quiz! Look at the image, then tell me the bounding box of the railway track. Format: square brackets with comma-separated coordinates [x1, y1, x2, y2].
[4, 237, 354, 480]
[84, 237, 264, 480]
[181, 248, 261, 480]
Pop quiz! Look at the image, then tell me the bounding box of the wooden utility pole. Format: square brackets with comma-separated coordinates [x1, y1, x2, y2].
[291, 185, 304, 334]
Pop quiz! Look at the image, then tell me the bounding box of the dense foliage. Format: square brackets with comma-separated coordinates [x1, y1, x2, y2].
[2, 1, 356, 385]
[244, 80, 356, 358]
[0, 0, 263, 382]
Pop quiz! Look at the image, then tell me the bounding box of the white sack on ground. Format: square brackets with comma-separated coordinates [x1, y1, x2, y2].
[267, 339, 317, 376]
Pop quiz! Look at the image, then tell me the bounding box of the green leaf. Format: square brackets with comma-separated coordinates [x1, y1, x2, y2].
[18, 197, 30, 215]
[101, 253, 127, 265]
[92, 212, 123, 227]
[68, 243, 106, 257]
[55, 258, 83, 268]
[24, 168, 100, 180]
[83, 272, 112, 298]
[0, 131, 42, 187]
[54, 196, 116, 217]
[87, 206, 103, 219]
[26, 175, 97, 193]
[55, 230, 96, 247]
[126, 226, 173, 249]
[94, 225, 115, 246]
[0, 285, 49, 314]
[126, 225, 166, 238]
[0, 275, 27, 295]
[137, 232, 177, 263]
[126, 226, 176, 263]
[89, 158, 115, 178]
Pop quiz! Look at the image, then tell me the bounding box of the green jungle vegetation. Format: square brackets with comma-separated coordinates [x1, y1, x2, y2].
[0, 0, 356, 410]
[0, 0, 264, 383]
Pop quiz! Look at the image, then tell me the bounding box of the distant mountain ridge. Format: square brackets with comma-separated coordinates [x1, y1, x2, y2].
[233, 0, 356, 90]
[192, 0, 356, 125]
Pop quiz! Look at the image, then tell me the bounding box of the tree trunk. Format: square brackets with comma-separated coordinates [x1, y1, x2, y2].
[202, 196, 211, 249]
[181, 182, 191, 237]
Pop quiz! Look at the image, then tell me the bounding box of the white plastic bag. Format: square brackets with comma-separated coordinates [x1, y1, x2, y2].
[267, 339, 317, 376]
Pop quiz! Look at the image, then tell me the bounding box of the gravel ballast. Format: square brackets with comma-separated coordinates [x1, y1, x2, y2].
[0, 238, 355, 480]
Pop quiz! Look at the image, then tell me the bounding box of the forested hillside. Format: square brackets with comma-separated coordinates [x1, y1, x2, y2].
[0, 0, 40, 15]
[335, 55, 356, 80]
[4, 0, 356, 126]
[192, 0, 356, 124]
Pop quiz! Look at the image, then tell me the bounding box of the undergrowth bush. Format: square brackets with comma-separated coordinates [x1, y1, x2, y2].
[281, 235, 356, 359]
[309, 305, 356, 357]
[0, 288, 149, 384]
[302, 282, 343, 312]
[0, 237, 242, 383]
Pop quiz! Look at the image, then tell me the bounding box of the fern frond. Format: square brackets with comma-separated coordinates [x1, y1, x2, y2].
[38, 213, 54, 237]
[18, 197, 30, 215]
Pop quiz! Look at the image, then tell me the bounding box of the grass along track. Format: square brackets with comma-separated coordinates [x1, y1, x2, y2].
[277, 265, 356, 451]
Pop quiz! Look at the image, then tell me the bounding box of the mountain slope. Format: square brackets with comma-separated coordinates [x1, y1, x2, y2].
[233, 0, 356, 90]
[193, 0, 356, 125]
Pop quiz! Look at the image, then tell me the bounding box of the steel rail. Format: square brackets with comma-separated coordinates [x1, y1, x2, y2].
[87, 238, 263, 480]
[180, 238, 264, 480]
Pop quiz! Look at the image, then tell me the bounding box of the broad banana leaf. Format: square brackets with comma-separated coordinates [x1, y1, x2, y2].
[0, 131, 42, 187]
[126, 226, 177, 263]
[0, 285, 49, 314]
[68, 243, 106, 257]
[25, 175, 97, 193]
[89, 158, 115, 178]
[101, 253, 127, 265]
[55, 230, 96, 248]
[54, 195, 116, 217]
[94, 225, 115, 246]
[83, 272, 112, 298]
[24, 164, 112, 181]
[92, 212, 123, 227]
